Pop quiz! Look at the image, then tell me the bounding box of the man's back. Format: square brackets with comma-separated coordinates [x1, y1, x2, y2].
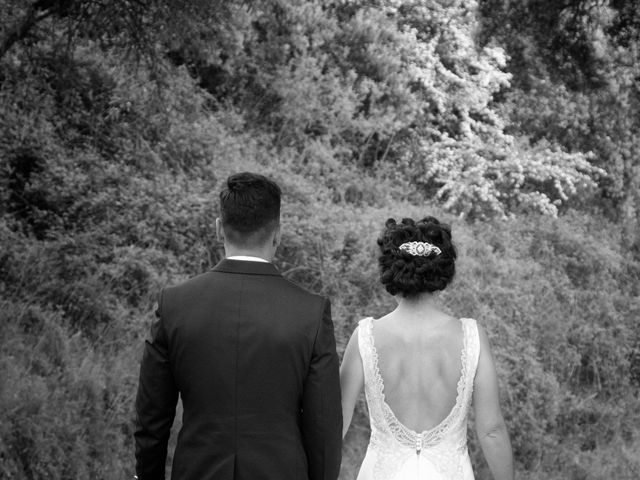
[134, 259, 342, 480]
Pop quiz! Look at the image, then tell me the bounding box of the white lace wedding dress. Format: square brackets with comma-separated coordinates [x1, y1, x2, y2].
[356, 317, 480, 480]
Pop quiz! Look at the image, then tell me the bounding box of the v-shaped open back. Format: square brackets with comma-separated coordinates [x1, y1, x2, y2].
[358, 317, 480, 449]
[356, 317, 480, 480]
[369, 318, 468, 437]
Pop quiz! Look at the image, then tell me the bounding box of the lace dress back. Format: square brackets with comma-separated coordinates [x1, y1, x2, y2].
[356, 317, 480, 480]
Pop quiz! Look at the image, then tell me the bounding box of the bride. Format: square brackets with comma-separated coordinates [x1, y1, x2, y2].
[340, 217, 514, 480]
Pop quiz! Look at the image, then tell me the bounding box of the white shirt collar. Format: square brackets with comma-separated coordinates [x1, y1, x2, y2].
[227, 255, 269, 263]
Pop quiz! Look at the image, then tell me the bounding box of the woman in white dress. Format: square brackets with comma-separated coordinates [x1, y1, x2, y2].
[340, 217, 514, 480]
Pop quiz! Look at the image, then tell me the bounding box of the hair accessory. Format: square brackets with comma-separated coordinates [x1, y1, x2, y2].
[399, 241, 441, 257]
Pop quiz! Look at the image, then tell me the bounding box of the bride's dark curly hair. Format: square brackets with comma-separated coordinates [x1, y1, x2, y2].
[377, 216, 457, 297]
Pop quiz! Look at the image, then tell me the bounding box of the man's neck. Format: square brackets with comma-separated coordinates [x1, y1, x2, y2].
[224, 246, 273, 262]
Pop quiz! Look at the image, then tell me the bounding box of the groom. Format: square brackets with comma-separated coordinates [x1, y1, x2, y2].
[134, 172, 342, 480]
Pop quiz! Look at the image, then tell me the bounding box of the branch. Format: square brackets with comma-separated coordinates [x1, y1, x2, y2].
[0, 0, 60, 59]
[379, 132, 396, 164]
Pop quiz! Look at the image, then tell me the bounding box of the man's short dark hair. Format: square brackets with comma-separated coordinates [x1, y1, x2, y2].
[219, 172, 281, 246]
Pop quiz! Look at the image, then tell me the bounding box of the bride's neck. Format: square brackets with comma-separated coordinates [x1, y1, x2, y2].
[393, 292, 442, 322]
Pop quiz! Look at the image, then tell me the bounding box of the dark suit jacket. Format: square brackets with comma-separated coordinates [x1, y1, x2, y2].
[134, 259, 342, 480]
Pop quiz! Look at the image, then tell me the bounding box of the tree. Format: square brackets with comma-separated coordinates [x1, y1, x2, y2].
[478, 0, 640, 245]
[0, 0, 239, 60]
[341, 0, 601, 218]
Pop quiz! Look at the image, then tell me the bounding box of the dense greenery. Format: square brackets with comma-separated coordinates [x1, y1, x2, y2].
[1, 1, 639, 479]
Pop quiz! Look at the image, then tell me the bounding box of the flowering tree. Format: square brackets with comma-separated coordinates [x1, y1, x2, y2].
[375, 0, 602, 218]
[478, 0, 640, 237]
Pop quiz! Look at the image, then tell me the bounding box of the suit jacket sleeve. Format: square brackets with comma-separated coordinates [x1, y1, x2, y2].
[301, 297, 343, 480]
[134, 289, 179, 479]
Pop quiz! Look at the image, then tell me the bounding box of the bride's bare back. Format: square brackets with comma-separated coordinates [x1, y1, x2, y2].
[371, 313, 464, 433]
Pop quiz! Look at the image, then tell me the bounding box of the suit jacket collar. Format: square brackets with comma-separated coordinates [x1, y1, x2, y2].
[212, 258, 282, 277]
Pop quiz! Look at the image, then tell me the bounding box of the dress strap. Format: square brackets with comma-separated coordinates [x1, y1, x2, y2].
[357, 317, 375, 382]
[460, 318, 481, 400]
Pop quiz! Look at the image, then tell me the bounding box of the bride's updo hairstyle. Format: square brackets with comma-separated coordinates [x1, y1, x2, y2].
[377, 216, 456, 297]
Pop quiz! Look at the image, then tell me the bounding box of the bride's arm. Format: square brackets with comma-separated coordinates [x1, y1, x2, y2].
[339, 327, 364, 438]
[473, 324, 515, 480]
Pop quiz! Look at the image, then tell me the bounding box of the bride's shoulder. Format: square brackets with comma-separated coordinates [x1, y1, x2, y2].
[357, 316, 374, 325]
[344, 318, 372, 344]
[458, 318, 491, 351]
[459, 317, 479, 329]
[356, 316, 376, 329]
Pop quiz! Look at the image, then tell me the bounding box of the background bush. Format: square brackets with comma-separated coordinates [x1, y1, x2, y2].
[1, 0, 639, 479]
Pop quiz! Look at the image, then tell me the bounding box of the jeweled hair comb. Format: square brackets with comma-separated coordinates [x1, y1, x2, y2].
[399, 241, 441, 257]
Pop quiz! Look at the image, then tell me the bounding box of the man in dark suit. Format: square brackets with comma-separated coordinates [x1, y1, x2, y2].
[134, 172, 342, 480]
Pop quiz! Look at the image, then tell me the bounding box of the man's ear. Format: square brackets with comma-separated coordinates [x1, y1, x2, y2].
[216, 218, 224, 243]
[273, 224, 281, 248]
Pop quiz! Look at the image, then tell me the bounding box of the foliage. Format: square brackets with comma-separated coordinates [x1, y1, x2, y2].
[163, 0, 603, 218]
[1, 0, 639, 479]
[478, 0, 640, 244]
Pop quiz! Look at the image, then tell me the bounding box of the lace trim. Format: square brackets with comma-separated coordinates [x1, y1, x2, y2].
[362, 317, 470, 450]
[357, 317, 480, 480]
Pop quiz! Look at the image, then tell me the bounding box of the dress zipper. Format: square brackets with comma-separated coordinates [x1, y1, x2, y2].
[416, 432, 423, 455]
[416, 433, 422, 477]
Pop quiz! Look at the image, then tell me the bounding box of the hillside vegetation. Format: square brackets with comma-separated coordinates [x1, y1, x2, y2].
[1, 1, 639, 479]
